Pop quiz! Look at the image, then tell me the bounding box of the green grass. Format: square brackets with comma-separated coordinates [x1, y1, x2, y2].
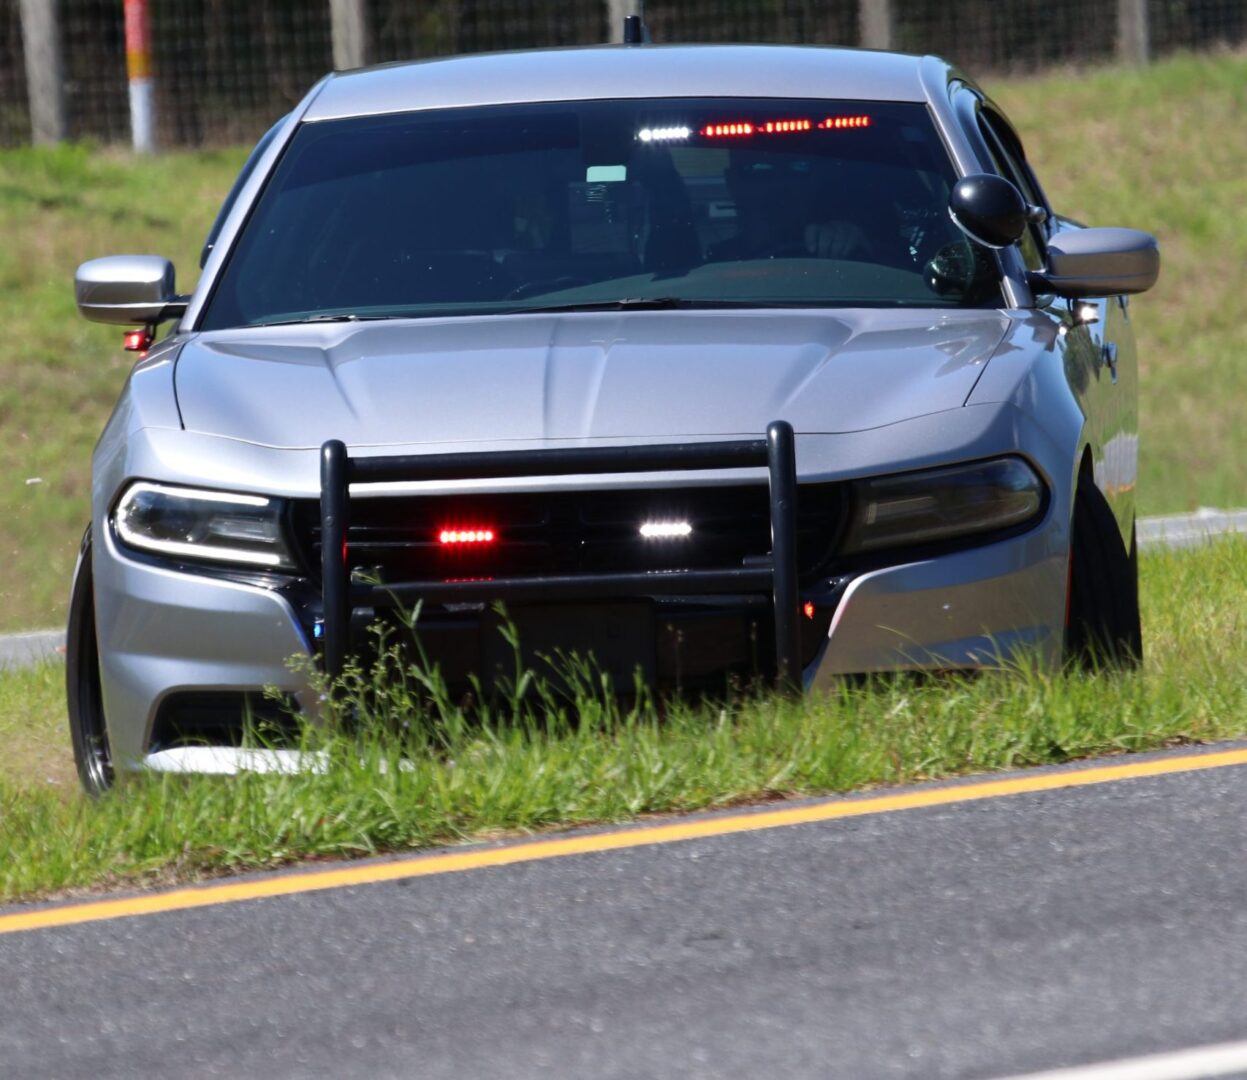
[0, 55, 1243, 633]
[3, 537, 1246, 903]
[0, 660, 74, 792]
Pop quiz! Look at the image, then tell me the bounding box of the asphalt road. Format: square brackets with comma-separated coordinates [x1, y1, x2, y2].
[4, 750, 1247, 1079]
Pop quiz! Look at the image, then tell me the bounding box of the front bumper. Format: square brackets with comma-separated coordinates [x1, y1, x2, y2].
[93, 523, 316, 767]
[808, 526, 1065, 688]
[92, 504, 1067, 770]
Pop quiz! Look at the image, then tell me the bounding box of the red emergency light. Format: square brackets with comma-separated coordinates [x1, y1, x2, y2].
[437, 528, 496, 546]
[701, 116, 870, 138]
[762, 119, 812, 133]
[123, 327, 154, 352]
[817, 115, 872, 129]
[700, 122, 755, 137]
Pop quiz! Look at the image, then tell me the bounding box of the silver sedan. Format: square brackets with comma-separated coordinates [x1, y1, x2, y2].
[67, 42, 1158, 792]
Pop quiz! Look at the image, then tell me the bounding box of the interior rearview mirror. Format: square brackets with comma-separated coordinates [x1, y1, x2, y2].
[74, 255, 187, 326]
[948, 174, 1028, 249]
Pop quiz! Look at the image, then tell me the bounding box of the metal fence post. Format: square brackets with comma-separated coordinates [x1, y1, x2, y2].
[859, 0, 895, 50]
[330, 0, 369, 70]
[124, 0, 156, 153]
[17, 0, 66, 146]
[1117, 0, 1150, 63]
[606, 0, 642, 43]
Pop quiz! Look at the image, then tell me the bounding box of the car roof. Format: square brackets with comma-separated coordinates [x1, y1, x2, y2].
[303, 44, 934, 122]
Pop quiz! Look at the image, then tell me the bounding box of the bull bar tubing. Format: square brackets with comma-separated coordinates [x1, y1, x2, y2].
[319, 421, 800, 689]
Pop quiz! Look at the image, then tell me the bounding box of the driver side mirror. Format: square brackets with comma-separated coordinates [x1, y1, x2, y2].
[948, 174, 1029, 249]
[74, 255, 187, 326]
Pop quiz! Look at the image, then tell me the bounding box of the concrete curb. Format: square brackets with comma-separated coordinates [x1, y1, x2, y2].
[2, 509, 1244, 673]
[1136, 507, 1247, 551]
[0, 628, 65, 670]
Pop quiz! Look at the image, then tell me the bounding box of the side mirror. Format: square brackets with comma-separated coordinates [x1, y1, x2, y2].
[74, 255, 187, 325]
[1030, 227, 1160, 298]
[948, 174, 1028, 249]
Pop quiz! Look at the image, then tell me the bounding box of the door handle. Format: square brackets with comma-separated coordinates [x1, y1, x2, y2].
[1101, 342, 1118, 384]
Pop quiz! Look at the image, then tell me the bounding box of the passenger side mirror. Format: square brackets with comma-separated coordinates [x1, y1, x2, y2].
[948, 174, 1028, 249]
[74, 255, 187, 325]
[1029, 227, 1160, 298]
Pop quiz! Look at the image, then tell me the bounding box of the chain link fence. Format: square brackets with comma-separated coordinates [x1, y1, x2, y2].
[2, 0, 1244, 148]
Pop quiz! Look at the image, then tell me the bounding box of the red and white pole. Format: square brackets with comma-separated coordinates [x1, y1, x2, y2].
[123, 0, 155, 153]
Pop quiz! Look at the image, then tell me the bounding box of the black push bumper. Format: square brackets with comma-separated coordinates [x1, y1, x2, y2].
[319, 422, 802, 688]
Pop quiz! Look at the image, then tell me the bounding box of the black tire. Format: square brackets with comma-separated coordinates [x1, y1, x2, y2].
[67, 526, 114, 795]
[1065, 472, 1142, 669]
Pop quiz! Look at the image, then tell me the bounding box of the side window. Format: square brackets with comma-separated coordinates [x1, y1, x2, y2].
[977, 113, 1046, 272]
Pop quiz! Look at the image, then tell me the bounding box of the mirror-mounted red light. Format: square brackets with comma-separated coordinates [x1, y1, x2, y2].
[123, 327, 154, 352]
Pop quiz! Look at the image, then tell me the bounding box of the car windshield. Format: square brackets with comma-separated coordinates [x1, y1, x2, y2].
[200, 97, 1003, 329]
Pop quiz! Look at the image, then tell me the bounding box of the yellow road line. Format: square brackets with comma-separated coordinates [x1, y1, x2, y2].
[5, 746, 1247, 937]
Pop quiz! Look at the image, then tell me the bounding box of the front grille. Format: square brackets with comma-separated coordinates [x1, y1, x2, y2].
[289, 483, 845, 587]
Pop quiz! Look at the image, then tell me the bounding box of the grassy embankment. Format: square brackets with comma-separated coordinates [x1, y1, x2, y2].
[0, 53, 1244, 634]
[4, 536, 1247, 901]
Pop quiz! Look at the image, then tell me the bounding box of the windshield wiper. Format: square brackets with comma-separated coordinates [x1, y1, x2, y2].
[504, 297, 773, 315]
[251, 313, 409, 328]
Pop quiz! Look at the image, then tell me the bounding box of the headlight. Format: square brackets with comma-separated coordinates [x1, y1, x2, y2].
[113, 482, 296, 570]
[840, 457, 1045, 554]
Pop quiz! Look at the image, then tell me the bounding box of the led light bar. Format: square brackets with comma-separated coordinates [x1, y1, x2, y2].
[701, 122, 755, 138]
[762, 119, 811, 133]
[700, 116, 872, 138]
[438, 528, 496, 546]
[639, 521, 693, 539]
[638, 126, 691, 143]
[818, 115, 871, 129]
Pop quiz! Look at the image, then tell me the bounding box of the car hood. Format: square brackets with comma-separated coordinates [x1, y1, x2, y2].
[174, 309, 1010, 449]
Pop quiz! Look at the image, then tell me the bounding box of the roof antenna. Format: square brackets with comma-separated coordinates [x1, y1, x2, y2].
[622, 13, 650, 45]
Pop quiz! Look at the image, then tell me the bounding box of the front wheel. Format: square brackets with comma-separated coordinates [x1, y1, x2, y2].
[67, 526, 113, 795]
[1065, 473, 1142, 670]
